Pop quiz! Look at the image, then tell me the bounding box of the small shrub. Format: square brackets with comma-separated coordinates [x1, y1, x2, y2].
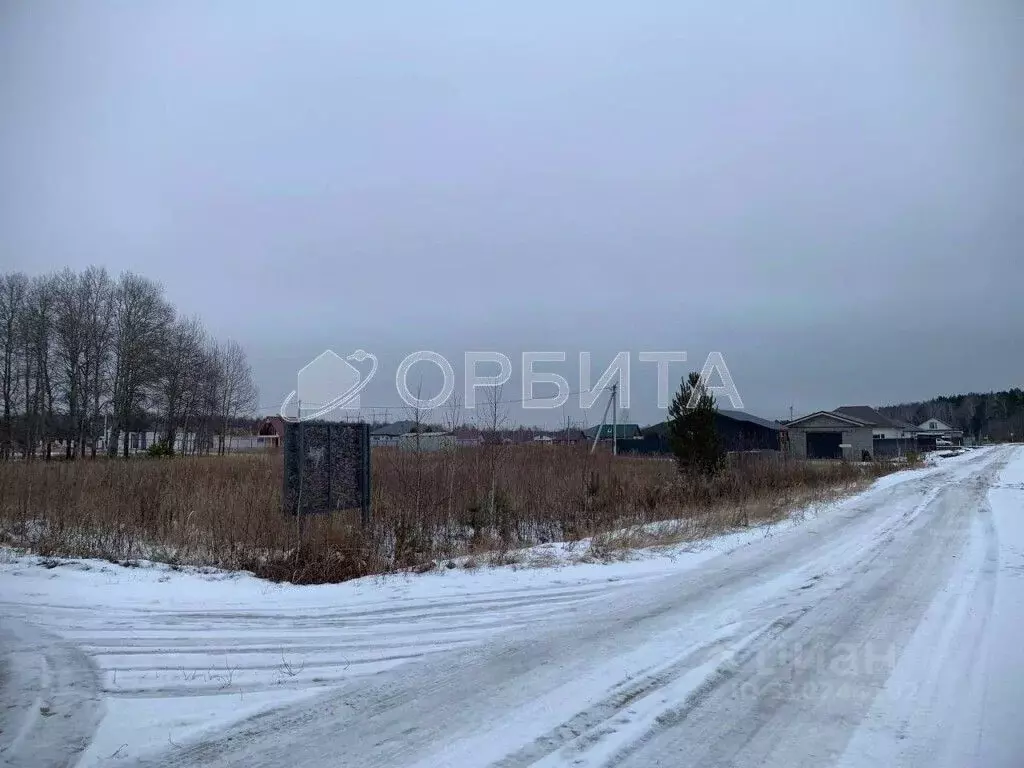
[147, 441, 174, 458]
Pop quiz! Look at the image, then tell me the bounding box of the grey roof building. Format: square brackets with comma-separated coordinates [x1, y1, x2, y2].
[783, 410, 875, 461]
[834, 406, 918, 434]
[717, 409, 783, 433]
[786, 406, 923, 460]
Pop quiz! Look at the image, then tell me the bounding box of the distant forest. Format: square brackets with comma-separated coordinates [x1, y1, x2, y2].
[879, 389, 1024, 441]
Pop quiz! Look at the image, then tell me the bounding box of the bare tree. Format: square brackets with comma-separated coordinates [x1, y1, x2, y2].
[478, 384, 509, 524]
[479, 383, 509, 439]
[1, 267, 257, 460]
[79, 267, 114, 457]
[175, 333, 214, 455]
[443, 391, 464, 434]
[156, 315, 207, 453]
[20, 275, 58, 459]
[108, 273, 174, 457]
[192, 342, 223, 454]
[53, 269, 90, 458]
[214, 340, 258, 454]
[0, 273, 28, 459]
[441, 392, 465, 519]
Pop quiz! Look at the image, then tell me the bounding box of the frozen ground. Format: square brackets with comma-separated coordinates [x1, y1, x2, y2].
[1, 445, 1022, 767]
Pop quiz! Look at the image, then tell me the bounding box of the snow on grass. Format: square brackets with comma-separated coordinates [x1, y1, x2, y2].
[0, 447, 997, 765]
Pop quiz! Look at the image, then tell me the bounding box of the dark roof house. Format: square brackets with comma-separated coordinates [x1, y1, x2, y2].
[717, 409, 783, 433]
[834, 406, 917, 431]
[642, 409, 782, 454]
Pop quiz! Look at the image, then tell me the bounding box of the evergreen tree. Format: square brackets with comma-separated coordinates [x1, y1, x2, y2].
[668, 371, 725, 476]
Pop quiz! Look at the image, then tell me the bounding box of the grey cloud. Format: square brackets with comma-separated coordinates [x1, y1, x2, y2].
[2, 1, 1021, 425]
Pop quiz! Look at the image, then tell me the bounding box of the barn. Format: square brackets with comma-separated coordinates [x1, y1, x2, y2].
[783, 411, 874, 461]
[640, 409, 782, 455]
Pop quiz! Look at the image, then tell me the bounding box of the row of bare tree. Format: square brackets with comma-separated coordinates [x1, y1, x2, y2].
[0, 268, 257, 459]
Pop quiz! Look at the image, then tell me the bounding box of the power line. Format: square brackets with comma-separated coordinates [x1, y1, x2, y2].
[257, 388, 596, 414]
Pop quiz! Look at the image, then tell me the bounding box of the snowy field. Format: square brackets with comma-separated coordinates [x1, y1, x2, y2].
[2, 445, 1022, 767]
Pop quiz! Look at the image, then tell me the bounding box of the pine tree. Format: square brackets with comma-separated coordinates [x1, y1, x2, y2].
[668, 371, 725, 476]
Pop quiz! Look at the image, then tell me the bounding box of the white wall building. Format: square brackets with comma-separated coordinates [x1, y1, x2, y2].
[396, 432, 456, 452]
[97, 430, 200, 454]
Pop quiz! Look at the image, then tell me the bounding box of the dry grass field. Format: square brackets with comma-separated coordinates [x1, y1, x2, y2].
[0, 446, 896, 583]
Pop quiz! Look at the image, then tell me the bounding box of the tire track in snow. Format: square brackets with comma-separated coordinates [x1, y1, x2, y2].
[1, 575, 629, 704]
[502, 465, 970, 768]
[486, 611, 810, 768]
[607, 448, 1009, 768]
[0, 618, 104, 768]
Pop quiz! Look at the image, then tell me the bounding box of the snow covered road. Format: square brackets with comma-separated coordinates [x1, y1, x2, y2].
[3, 445, 1023, 767]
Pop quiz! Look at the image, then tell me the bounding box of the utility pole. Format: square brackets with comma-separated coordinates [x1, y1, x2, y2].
[295, 397, 308, 557]
[611, 383, 618, 456]
[590, 387, 614, 455]
[590, 382, 621, 456]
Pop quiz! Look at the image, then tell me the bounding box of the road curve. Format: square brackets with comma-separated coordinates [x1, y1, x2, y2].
[117, 446, 1022, 768]
[0, 618, 104, 768]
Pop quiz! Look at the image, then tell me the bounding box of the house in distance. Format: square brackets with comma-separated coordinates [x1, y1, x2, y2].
[635, 409, 782, 456]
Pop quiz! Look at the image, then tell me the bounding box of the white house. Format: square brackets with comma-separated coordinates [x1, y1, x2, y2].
[370, 421, 417, 447]
[869, 424, 918, 440]
[917, 418, 964, 445]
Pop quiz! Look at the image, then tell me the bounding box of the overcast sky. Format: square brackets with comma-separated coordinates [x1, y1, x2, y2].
[2, 1, 1021, 426]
